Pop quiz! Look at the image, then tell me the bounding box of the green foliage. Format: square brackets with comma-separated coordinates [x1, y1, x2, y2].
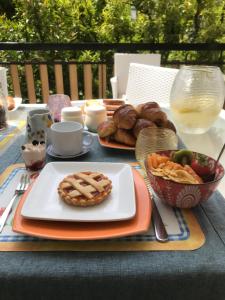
[0, 0, 224, 100]
[11, 0, 96, 43]
[132, 0, 225, 43]
[98, 0, 134, 42]
[0, 0, 224, 60]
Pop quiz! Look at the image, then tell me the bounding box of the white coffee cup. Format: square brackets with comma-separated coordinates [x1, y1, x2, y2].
[50, 121, 93, 156]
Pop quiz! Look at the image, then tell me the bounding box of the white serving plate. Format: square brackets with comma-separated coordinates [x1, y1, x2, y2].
[21, 162, 136, 222]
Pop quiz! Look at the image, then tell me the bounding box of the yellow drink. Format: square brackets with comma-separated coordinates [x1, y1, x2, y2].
[171, 96, 221, 134]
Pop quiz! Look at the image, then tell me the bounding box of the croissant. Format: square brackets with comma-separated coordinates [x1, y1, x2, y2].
[135, 103, 145, 116]
[140, 108, 167, 126]
[114, 129, 136, 147]
[141, 101, 160, 111]
[113, 104, 138, 129]
[162, 120, 176, 133]
[133, 119, 157, 138]
[97, 120, 117, 138]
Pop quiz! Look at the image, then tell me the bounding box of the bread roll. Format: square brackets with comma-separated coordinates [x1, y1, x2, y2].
[133, 119, 157, 138]
[97, 120, 117, 138]
[140, 108, 167, 126]
[114, 129, 136, 147]
[113, 104, 138, 129]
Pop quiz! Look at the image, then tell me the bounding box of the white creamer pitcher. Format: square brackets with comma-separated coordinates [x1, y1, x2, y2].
[26, 108, 53, 143]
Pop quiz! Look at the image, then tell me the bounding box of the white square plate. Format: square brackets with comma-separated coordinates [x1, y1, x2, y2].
[21, 162, 136, 222]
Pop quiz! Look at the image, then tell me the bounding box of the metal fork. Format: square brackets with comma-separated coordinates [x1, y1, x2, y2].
[0, 174, 30, 233]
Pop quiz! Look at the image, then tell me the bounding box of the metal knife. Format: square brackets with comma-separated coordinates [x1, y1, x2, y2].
[144, 177, 168, 242]
[151, 196, 168, 242]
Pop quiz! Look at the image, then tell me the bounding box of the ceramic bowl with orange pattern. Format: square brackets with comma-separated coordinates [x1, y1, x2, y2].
[145, 150, 224, 208]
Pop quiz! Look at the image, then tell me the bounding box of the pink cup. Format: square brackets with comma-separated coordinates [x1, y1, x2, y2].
[48, 94, 71, 122]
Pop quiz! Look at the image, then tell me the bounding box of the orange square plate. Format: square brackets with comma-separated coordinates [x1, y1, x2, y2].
[98, 136, 135, 151]
[13, 169, 151, 240]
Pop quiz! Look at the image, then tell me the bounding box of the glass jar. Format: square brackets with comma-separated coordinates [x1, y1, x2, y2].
[0, 82, 8, 130]
[170, 65, 225, 134]
[61, 106, 84, 126]
[85, 105, 107, 132]
[48, 94, 71, 122]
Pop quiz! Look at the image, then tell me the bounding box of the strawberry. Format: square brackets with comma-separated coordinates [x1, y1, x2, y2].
[190, 154, 212, 177]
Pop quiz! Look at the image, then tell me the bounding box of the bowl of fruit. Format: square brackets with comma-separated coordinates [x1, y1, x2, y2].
[145, 149, 224, 208]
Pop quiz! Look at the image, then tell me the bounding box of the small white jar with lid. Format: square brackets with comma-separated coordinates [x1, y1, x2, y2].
[61, 106, 84, 126]
[85, 105, 107, 132]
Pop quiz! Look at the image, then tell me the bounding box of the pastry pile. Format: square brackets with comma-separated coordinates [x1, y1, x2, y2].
[97, 102, 176, 147]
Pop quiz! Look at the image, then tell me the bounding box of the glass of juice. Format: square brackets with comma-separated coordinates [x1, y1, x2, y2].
[170, 66, 225, 134]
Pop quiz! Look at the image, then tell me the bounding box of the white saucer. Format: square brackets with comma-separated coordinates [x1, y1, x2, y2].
[47, 145, 90, 159]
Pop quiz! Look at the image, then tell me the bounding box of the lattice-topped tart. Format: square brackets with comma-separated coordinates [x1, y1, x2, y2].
[58, 172, 112, 207]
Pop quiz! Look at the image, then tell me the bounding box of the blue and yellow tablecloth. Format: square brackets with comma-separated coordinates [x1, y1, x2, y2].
[0, 120, 26, 151]
[0, 163, 205, 251]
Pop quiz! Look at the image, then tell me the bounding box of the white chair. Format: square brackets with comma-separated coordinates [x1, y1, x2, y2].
[0, 67, 8, 97]
[110, 53, 161, 99]
[125, 63, 179, 106]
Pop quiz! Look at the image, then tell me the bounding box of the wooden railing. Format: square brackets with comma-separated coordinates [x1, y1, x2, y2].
[5, 61, 107, 103]
[0, 42, 224, 102]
